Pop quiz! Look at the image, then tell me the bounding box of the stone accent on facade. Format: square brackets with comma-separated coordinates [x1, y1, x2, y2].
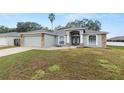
[79, 43, 84, 47]
[20, 34, 24, 47]
[41, 33, 45, 47]
[66, 43, 71, 46]
[101, 34, 106, 48]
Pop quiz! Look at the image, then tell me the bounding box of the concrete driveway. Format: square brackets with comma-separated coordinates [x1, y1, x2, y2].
[0, 46, 77, 57]
[0, 47, 32, 57]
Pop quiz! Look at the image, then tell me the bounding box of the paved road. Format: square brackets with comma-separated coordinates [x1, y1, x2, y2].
[0, 47, 32, 57]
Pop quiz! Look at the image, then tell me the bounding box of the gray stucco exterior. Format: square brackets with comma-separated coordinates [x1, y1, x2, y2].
[44, 34, 56, 47]
[55, 28, 108, 48]
[82, 34, 102, 47]
[0, 28, 108, 48]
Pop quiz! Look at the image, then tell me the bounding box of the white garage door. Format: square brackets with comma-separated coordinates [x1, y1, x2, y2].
[0, 37, 8, 46]
[24, 36, 41, 47]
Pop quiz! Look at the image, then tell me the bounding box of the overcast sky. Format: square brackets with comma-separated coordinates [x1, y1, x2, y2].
[0, 13, 123, 38]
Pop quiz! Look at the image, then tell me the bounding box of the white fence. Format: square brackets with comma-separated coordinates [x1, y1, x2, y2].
[107, 42, 124, 46]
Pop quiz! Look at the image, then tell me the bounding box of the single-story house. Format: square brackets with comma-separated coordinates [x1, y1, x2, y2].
[0, 32, 20, 46]
[107, 36, 124, 46]
[107, 36, 124, 42]
[0, 28, 108, 48]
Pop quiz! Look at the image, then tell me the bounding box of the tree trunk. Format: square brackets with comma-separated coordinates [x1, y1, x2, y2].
[51, 22, 53, 31]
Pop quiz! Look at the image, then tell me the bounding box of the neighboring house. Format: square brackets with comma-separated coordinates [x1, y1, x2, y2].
[0, 32, 20, 46]
[0, 28, 108, 48]
[107, 36, 124, 46]
[107, 36, 124, 42]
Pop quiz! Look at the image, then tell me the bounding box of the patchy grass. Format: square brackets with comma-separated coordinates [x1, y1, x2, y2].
[97, 59, 121, 73]
[48, 65, 60, 73]
[31, 69, 45, 80]
[0, 46, 124, 80]
[107, 45, 124, 50]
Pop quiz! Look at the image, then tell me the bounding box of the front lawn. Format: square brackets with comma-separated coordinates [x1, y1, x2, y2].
[0, 46, 124, 80]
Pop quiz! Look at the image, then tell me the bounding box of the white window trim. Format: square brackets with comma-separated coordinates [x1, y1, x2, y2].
[96, 35, 98, 46]
[59, 36, 64, 45]
[87, 35, 98, 46]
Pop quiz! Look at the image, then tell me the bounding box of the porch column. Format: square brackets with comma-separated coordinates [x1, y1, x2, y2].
[80, 30, 84, 47]
[20, 34, 24, 47]
[66, 32, 70, 45]
[57, 36, 60, 45]
[80, 34, 83, 43]
[64, 36, 66, 45]
[41, 33, 45, 48]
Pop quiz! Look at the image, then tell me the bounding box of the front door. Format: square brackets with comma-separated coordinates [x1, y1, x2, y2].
[70, 31, 80, 46]
[14, 39, 20, 46]
[72, 36, 80, 45]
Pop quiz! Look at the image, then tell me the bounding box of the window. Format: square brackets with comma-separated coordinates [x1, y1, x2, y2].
[83, 29, 86, 33]
[60, 36, 64, 44]
[89, 35, 96, 45]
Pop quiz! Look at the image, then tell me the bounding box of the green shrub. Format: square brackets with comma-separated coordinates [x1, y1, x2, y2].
[48, 65, 60, 73]
[98, 59, 109, 64]
[31, 69, 45, 80]
[97, 59, 121, 73]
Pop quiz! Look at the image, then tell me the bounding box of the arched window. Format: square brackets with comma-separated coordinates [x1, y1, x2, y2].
[89, 35, 96, 45]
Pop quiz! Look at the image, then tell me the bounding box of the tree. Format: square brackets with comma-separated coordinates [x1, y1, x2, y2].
[86, 19, 95, 30]
[86, 20, 101, 31]
[9, 28, 17, 32]
[65, 18, 101, 31]
[66, 22, 71, 28]
[80, 18, 89, 27]
[66, 20, 80, 28]
[48, 13, 55, 30]
[16, 22, 43, 32]
[0, 26, 9, 33]
[74, 20, 80, 27]
[42, 27, 49, 30]
[54, 25, 64, 31]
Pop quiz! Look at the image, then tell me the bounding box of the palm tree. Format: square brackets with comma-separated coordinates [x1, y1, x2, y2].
[48, 13, 55, 30]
